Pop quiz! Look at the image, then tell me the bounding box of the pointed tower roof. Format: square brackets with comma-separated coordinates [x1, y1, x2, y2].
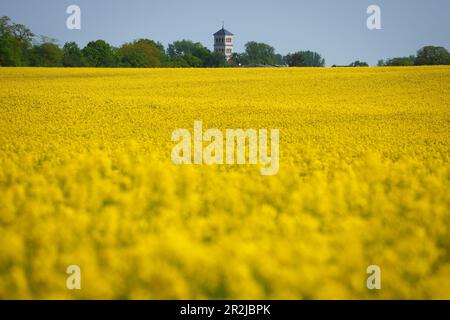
[213, 27, 233, 36]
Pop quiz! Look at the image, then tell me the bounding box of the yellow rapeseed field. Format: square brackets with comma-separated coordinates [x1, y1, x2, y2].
[0, 66, 449, 299]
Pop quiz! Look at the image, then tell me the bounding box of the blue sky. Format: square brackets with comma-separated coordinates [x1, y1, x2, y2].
[1, 0, 449, 65]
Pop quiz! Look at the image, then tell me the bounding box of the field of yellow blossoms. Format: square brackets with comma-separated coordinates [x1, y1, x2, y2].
[0, 66, 449, 299]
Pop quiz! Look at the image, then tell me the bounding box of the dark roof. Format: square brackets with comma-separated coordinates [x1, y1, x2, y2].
[213, 28, 233, 36]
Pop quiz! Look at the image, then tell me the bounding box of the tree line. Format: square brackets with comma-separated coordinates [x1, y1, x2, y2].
[2, 16, 449, 68]
[343, 47, 450, 67]
[1, 16, 326, 68]
[332, 46, 450, 67]
[377, 46, 450, 66]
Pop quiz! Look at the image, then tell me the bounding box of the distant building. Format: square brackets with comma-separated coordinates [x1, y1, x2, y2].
[213, 25, 233, 60]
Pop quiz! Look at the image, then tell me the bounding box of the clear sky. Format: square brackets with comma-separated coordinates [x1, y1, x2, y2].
[1, 0, 449, 66]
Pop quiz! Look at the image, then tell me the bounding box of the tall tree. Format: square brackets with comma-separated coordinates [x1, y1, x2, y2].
[240, 41, 278, 65]
[30, 42, 63, 67]
[62, 42, 85, 67]
[167, 40, 201, 58]
[285, 52, 303, 67]
[285, 51, 325, 67]
[118, 39, 162, 67]
[414, 46, 450, 65]
[82, 40, 117, 67]
[0, 16, 33, 66]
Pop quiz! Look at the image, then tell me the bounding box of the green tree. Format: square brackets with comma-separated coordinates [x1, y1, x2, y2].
[153, 41, 170, 66]
[0, 16, 34, 66]
[204, 51, 227, 67]
[166, 40, 225, 67]
[274, 53, 285, 65]
[82, 40, 117, 67]
[169, 56, 190, 67]
[285, 51, 325, 67]
[30, 42, 63, 67]
[349, 60, 369, 67]
[118, 39, 162, 67]
[285, 52, 303, 66]
[167, 40, 200, 58]
[62, 42, 85, 67]
[414, 46, 450, 65]
[240, 41, 278, 65]
[385, 55, 415, 66]
[182, 54, 203, 67]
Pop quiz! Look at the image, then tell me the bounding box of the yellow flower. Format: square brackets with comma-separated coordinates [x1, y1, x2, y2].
[0, 66, 449, 299]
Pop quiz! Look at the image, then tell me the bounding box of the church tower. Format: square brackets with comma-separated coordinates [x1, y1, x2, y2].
[213, 24, 233, 60]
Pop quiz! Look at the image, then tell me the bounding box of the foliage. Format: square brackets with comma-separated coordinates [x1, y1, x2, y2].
[30, 42, 63, 67]
[349, 60, 369, 67]
[203, 51, 227, 67]
[378, 47, 450, 67]
[414, 46, 450, 66]
[118, 39, 162, 68]
[167, 40, 226, 67]
[285, 50, 325, 67]
[384, 56, 416, 66]
[237, 41, 278, 65]
[62, 42, 85, 67]
[82, 40, 117, 67]
[3, 16, 449, 69]
[0, 16, 33, 66]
